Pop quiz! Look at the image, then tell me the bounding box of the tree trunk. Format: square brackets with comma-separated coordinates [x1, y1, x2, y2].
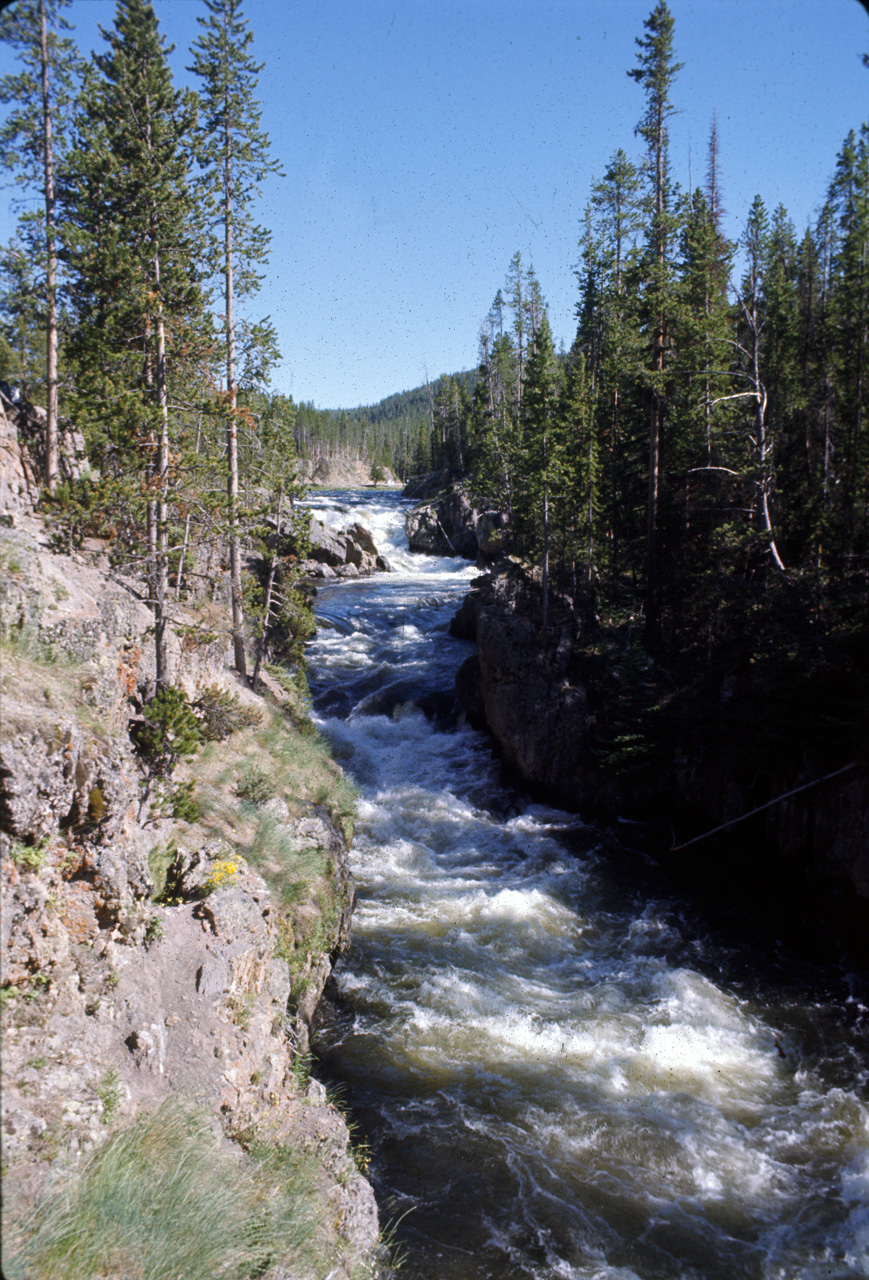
[252, 483, 283, 690]
[541, 441, 550, 636]
[39, 0, 58, 494]
[644, 97, 666, 649]
[750, 303, 786, 572]
[223, 107, 247, 679]
[154, 296, 170, 686]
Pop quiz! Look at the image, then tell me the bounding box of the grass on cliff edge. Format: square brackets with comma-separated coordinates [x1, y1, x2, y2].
[3, 1103, 330, 1280]
[188, 671, 358, 868]
[159, 668, 359, 992]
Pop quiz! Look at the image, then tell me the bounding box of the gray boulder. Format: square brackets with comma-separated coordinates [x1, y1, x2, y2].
[405, 483, 481, 559]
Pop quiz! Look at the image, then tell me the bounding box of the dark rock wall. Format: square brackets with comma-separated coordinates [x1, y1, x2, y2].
[454, 566, 869, 903]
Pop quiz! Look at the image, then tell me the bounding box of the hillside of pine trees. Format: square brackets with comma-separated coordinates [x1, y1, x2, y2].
[0, 0, 866, 769]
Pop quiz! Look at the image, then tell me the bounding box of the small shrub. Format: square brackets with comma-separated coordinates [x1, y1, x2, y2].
[96, 1069, 123, 1125]
[193, 685, 262, 741]
[236, 762, 273, 806]
[167, 778, 200, 823]
[143, 778, 200, 827]
[8, 836, 49, 872]
[143, 915, 164, 947]
[133, 687, 203, 824]
[42, 473, 140, 559]
[132, 687, 202, 776]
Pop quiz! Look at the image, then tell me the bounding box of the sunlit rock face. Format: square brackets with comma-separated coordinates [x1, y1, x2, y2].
[0, 495, 380, 1277]
[472, 609, 588, 793]
[405, 482, 481, 559]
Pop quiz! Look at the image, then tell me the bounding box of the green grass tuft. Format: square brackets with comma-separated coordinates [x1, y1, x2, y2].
[4, 1103, 327, 1280]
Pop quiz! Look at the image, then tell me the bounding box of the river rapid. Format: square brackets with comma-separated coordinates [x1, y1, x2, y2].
[304, 489, 869, 1280]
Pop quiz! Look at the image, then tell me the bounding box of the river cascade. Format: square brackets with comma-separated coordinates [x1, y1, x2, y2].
[304, 489, 869, 1280]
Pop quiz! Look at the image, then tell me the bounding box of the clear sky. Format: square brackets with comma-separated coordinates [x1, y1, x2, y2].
[1, 0, 867, 409]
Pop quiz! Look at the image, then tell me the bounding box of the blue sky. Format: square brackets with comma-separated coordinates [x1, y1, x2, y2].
[2, 0, 867, 408]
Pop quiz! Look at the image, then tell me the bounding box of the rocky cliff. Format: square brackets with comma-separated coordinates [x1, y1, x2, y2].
[298, 457, 398, 489]
[0, 407, 382, 1278]
[453, 561, 869, 907]
[403, 477, 508, 562]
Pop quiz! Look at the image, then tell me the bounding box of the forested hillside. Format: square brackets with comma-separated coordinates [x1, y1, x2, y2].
[266, 370, 477, 481]
[1, 0, 866, 702]
[454, 5, 868, 709]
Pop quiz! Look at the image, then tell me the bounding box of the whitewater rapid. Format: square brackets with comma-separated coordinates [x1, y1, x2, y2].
[304, 489, 869, 1280]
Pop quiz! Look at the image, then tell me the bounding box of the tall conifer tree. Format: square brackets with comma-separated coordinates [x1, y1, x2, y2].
[628, 0, 683, 644]
[519, 312, 560, 632]
[190, 0, 282, 679]
[63, 0, 206, 684]
[0, 0, 81, 491]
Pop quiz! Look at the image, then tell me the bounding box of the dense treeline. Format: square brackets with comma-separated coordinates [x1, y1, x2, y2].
[458, 4, 868, 687]
[281, 369, 477, 480]
[1, 0, 866, 697]
[0, 0, 309, 683]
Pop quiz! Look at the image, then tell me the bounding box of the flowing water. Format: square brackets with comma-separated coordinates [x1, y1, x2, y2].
[304, 489, 869, 1280]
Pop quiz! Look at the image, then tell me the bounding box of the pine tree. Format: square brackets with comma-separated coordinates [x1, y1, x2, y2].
[0, 0, 81, 491]
[190, 0, 282, 680]
[62, 0, 207, 685]
[670, 187, 733, 536]
[627, 0, 683, 645]
[732, 195, 787, 571]
[518, 312, 560, 632]
[557, 340, 599, 596]
[578, 150, 645, 592]
[827, 127, 869, 569]
[0, 238, 45, 394]
[505, 251, 528, 405]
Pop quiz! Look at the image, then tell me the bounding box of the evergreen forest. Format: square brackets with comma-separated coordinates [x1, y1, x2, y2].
[1, 0, 867, 723]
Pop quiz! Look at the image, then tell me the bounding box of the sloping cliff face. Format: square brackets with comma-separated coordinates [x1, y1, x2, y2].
[453, 563, 869, 905]
[298, 457, 398, 488]
[1, 442, 380, 1275]
[453, 571, 589, 795]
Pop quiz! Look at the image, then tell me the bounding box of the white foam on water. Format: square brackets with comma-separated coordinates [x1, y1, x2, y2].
[304, 494, 869, 1280]
[839, 1150, 869, 1275]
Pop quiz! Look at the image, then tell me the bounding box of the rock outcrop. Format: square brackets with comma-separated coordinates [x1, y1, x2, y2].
[452, 569, 589, 796]
[404, 478, 506, 563]
[454, 562, 869, 907]
[1, 507, 381, 1273]
[0, 391, 89, 517]
[302, 517, 392, 579]
[298, 456, 398, 488]
[402, 470, 453, 501]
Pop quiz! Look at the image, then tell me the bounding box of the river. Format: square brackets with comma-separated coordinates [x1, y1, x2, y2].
[304, 488, 869, 1280]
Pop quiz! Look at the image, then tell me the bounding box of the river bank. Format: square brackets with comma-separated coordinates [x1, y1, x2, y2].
[451, 559, 869, 919]
[0, 406, 383, 1279]
[399, 478, 869, 914]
